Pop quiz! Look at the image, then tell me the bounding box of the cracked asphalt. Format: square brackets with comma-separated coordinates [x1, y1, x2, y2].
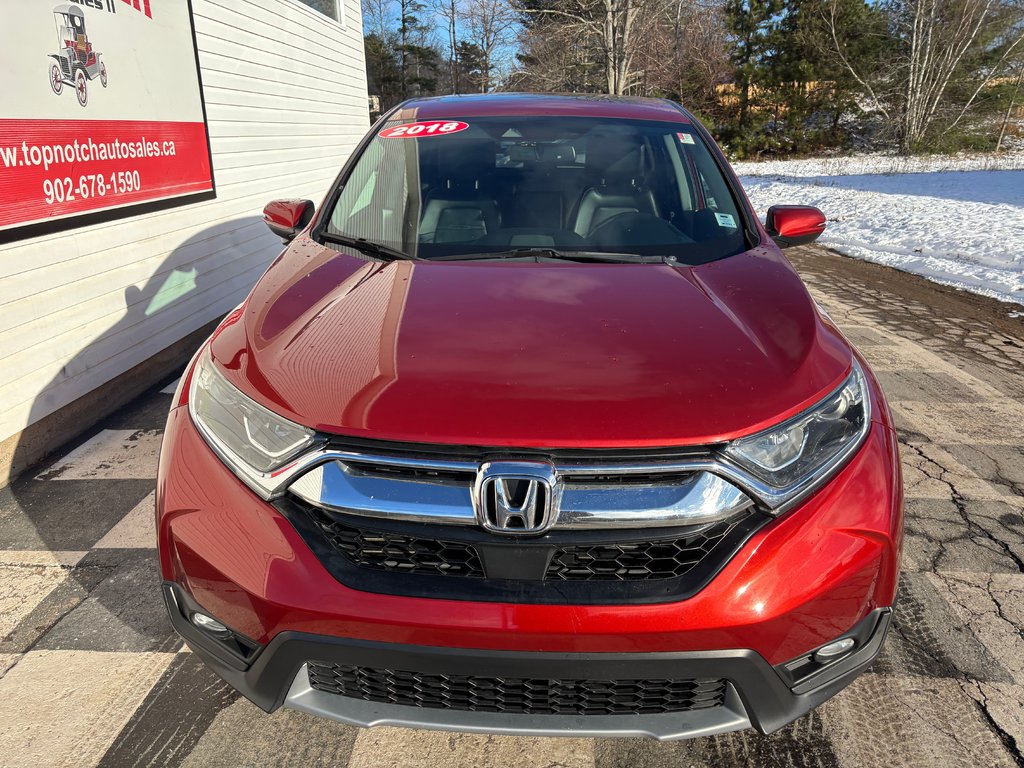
[1, 244, 1023, 767]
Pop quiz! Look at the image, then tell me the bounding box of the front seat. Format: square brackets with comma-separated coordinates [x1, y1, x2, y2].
[572, 135, 657, 237]
[420, 141, 500, 244]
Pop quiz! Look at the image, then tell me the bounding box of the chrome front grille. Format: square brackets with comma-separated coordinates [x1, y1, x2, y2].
[286, 451, 754, 531]
[277, 441, 767, 603]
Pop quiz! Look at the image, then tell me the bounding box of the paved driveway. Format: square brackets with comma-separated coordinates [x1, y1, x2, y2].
[1, 245, 1023, 767]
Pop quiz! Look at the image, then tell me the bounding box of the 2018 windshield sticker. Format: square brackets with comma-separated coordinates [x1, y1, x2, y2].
[715, 212, 737, 228]
[379, 121, 469, 138]
[677, 132, 695, 145]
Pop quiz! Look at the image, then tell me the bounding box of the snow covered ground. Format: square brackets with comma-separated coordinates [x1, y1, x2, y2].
[734, 152, 1024, 309]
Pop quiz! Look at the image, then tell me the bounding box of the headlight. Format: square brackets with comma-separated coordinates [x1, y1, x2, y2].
[724, 361, 870, 507]
[189, 348, 318, 495]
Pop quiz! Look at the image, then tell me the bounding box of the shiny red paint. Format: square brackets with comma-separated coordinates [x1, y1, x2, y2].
[156, 360, 901, 665]
[766, 205, 827, 249]
[769, 205, 826, 238]
[220, 99, 845, 448]
[209, 243, 852, 447]
[157, 95, 903, 683]
[262, 199, 314, 241]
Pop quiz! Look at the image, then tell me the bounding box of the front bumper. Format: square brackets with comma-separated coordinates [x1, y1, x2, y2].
[158, 407, 901, 661]
[158, 364, 902, 737]
[165, 581, 891, 738]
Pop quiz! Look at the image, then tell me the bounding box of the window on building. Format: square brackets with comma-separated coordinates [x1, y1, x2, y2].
[294, 0, 342, 22]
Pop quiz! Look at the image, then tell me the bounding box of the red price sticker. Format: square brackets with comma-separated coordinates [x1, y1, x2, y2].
[378, 121, 469, 139]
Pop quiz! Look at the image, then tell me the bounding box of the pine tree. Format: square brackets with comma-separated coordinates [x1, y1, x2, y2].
[456, 41, 487, 93]
[398, 0, 440, 97]
[724, 0, 778, 135]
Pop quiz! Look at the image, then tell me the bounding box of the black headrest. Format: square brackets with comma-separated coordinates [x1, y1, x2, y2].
[433, 140, 495, 183]
[585, 133, 644, 183]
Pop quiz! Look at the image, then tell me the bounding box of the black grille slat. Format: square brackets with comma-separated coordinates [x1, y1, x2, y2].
[308, 508, 741, 582]
[314, 517, 485, 578]
[546, 519, 736, 581]
[280, 498, 768, 604]
[306, 663, 728, 716]
[345, 462, 474, 485]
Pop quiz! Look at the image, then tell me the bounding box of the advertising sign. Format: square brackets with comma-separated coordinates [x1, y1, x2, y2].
[0, 0, 214, 235]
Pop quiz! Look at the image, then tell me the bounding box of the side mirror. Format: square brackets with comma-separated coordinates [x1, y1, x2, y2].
[263, 199, 315, 243]
[765, 205, 826, 249]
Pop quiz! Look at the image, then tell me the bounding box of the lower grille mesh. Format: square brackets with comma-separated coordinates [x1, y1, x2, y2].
[308, 507, 741, 582]
[546, 520, 737, 581]
[306, 663, 728, 716]
[315, 518, 485, 578]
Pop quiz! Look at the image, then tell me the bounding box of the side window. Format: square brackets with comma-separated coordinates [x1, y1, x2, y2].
[293, 0, 344, 24]
[697, 171, 718, 210]
[349, 170, 377, 217]
[691, 156, 742, 234]
[330, 138, 415, 250]
[330, 141, 380, 232]
[663, 134, 694, 212]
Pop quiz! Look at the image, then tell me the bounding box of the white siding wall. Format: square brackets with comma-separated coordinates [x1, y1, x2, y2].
[0, 0, 368, 446]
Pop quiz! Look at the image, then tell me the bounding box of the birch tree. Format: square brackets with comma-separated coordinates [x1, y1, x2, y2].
[825, 0, 1023, 149]
[902, 0, 998, 147]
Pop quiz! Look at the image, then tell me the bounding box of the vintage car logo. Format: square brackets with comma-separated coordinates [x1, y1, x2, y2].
[473, 461, 560, 535]
[49, 4, 110, 108]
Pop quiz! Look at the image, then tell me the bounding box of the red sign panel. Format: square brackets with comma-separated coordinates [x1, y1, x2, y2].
[1, 1, 213, 235]
[378, 121, 470, 139]
[0, 119, 212, 229]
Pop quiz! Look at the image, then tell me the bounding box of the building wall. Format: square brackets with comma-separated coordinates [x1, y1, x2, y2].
[0, 0, 369, 483]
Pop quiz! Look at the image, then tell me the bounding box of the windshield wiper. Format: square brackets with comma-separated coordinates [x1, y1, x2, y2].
[431, 248, 676, 264]
[318, 231, 420, 261]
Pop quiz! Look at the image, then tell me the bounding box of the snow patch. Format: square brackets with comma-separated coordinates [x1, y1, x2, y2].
[736, 155, 1024, 309]
[734, 152, 1024, 177]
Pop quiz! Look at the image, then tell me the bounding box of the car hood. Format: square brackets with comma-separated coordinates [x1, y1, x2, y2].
[210, 239, 853, 448]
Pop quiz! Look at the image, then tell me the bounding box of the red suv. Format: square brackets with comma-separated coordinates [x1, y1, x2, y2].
[158, 94, 902, 740]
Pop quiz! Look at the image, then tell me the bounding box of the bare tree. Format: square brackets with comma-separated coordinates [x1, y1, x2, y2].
[508, 15, 603, 91]
[463, 0, 519, 90]
[640, 0, 730, 108]
[996, 60, 1024, 149]
[902, 0, 999, 147]
[825, 0, 1024, 149]
[362, 0, 396, 40]
[434, 0, 464, 92]
[518, 0, 657, 94]
[948, 13, 1024, 131]
[601, 0, 640, 93]
[822, 0, 895, 122]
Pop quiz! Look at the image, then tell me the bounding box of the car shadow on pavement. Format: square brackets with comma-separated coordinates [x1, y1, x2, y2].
[1, 215, 269, 660]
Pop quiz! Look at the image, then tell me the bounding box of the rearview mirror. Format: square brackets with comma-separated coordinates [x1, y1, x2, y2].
[263, 199, 315, 243]
[765, 205, 826, 249]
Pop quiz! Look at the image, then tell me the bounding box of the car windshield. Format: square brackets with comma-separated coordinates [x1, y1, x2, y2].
[323, 115, 749, 263]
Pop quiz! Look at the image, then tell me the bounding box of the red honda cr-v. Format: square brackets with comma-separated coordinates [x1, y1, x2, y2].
[158, 94, 902, 740]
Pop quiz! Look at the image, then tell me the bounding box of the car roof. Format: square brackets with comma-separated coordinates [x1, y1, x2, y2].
[53, 4, 85, 17]
[391, 93, 693, 124]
